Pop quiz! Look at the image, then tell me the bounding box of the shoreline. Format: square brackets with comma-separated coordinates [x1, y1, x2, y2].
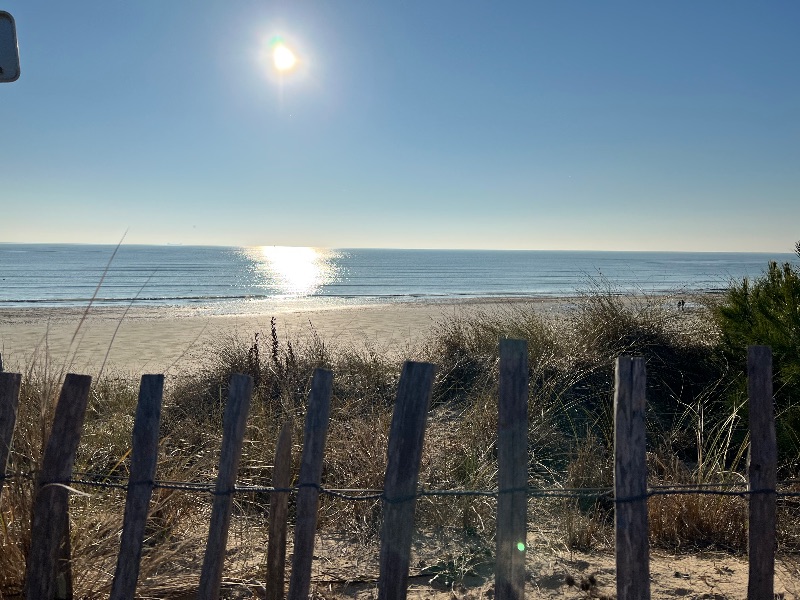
[0, 297, 576, 376]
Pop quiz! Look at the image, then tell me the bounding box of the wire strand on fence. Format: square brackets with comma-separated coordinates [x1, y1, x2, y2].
[4, 470, 800, 502]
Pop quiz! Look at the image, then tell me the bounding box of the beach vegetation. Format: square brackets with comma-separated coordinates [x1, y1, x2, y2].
[712, 252, 800, 465]
[2, 279, 800, 596]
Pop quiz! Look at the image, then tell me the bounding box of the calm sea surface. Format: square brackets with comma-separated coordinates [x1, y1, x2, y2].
[0, 244, 794, 312]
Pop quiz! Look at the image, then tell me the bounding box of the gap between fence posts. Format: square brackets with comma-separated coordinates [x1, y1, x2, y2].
[265, 421, 293, 600]
[0, 371, 22, 502]
[747, 345, 776, 600]
[24, 373, 93, 600]
[614, 357, 650, 600]
[378, 361, 437, 600]
[198, 374, 255, 600]
[496, 339, 528, 600]
[109, 374, 164, 600]
[288, 368, 334, 600]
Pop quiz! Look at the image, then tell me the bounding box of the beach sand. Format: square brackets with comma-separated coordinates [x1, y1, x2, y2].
[0, 298, 570, 375]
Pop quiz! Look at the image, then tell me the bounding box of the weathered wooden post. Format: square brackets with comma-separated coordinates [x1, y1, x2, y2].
[377, 361, 437, 600]
[287, 368, 334, 600]
[496, 339, 529, 600]
[24, 373, 93, 600]
[0, 371, 22, 501]
[110, 374, 164, 600]
[747, 345, 776, 600]
[198, 374, 254, 600]
[614, 356, 650, 600]
[265, 421, 293, 600]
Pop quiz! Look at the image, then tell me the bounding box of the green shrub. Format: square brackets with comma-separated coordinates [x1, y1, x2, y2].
[713, 252, 800, 465]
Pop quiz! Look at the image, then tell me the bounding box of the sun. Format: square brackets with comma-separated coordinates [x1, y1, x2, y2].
[272, 43, 297, 72]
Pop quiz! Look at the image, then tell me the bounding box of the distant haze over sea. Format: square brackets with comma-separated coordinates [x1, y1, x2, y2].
[0, 245, 795, 312]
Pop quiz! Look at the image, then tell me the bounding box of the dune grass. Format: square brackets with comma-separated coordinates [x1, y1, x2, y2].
[1, 288, 799, 596]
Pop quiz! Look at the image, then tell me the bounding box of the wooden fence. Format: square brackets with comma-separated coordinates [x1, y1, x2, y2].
[0, 343, 779, 600]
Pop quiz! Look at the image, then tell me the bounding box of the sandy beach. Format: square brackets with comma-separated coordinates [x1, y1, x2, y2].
[0, 298, 570, 375]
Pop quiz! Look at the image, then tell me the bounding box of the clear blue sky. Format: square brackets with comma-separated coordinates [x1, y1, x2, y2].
[1, 1, 798, 251]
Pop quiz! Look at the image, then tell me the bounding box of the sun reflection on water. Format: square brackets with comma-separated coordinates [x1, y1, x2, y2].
[242, 246, 339, 297]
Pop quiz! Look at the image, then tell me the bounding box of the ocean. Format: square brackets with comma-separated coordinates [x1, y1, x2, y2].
[0, 244, 794, 312]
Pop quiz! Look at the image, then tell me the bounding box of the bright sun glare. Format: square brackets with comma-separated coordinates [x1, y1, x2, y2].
[272, 44, 297, 71]
[245, 246, 336, 297]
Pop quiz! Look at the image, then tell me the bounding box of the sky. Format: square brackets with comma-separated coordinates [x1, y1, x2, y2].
[0, 1, 798, 251]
